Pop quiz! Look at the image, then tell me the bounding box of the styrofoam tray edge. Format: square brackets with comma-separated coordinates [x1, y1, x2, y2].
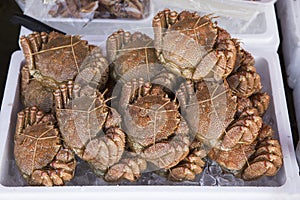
[0, 51, 22, 187]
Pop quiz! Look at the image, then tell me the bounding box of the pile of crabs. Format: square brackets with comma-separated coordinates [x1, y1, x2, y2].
[14, 9, 283, 186]
[49, 0, 150, 19]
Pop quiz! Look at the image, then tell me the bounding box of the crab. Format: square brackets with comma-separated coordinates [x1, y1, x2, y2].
[48, 0, 99, 18]
[20, 31, 98, 89]
[220, 115, 263, 151]
[177, 80, 237, 148]
[20, 32, 109, 111]
[106, 30, 164, 83]
[152, 9, 237, 81]
[20, 65, 53, 113]
[233, 41, 255, 71]
[208, 143, 256, 176]
[209, 119, 283, 180]
[74, 46, 110, 91]
[100, 0, 150, 19]
[227, 70, 262, 98]
[251, 92, 270, 116]
[53, 81, 126, 175]
[117, 78, 191, 170]
[14, 106, 76, 186]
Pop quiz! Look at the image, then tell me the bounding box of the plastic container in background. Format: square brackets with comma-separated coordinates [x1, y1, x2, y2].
[277, 0, 300, 168]
[15, 0, 26, 11]
[292, 78, 300, 166]
[0, 50, 298, 199]
[277, 0, 300, 89]
[20, 0, 279, 50]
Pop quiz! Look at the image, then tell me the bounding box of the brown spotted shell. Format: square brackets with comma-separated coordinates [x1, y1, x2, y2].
[107, 30, 163, 83]
[55, 89, 109, 156]
[14, 107, 61, 177]
[124, 89, 180, 150]
[20, 32, 95, 88]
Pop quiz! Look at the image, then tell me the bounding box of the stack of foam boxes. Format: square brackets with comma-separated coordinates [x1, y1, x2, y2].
[277, 0, 300, 169]
[1, 0, 299, 199]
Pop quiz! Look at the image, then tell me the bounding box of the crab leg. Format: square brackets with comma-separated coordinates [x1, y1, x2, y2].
[119, 81, 133, 111]
[54, 89, 63, 109]
[123, 31, 131, 44]
[177, 84, 188, 111]
[107, 34, 118, 63]
[20, 37, 35, 71]
[104, 155, 147, 182]
[16, 112, 25, 135]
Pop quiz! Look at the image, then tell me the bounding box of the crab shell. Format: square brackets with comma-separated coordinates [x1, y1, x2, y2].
[54, 83, 110, 156]
[104, 153, 147, 182]
[119, 79, 181, 150]
[14, 106, 76, 186]
[54, 81, 126, 174]
[49, 0, 99, 18]
[75, 47, 110, 91]
[152, 9, 236, 81]
[14, 107, 61, 178]
[220, 115, 263, 151]
[177, 80, 237, 148]
[107, 30, 164, 83]
[208, 143, 256, 175]
[169, 139, 207, 181]
[118, 78, 190, 169]
[20, 31, 95, 89]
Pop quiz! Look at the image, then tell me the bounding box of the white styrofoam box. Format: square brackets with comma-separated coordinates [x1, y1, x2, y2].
[21, 0, 279, 49]
[292, 79, 300, 165]
[276, 0, 300, 89]
[0, 50, 298, 199]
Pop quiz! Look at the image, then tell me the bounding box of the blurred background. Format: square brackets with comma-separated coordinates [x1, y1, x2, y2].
[0, 0, 21, 106]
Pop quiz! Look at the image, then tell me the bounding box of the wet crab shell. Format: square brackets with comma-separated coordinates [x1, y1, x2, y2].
[104, 153, 147, 182]
[111, 0, 149, 19]
[75, 47, 110, 91]
[49, 0, 99, 18]
[242, 139, 283, 180]
[140, 117, 190, 169]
